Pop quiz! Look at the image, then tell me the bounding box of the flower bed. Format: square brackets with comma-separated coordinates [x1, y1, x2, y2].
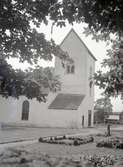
[83, 154, 117, 167]
[39, 135, 94, 146]
[1, 148, 121, 167]
[96, 137, 123, 149]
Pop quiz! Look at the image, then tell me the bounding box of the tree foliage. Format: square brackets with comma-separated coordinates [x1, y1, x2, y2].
[94, 108, 105, 124]
[1, 0, 123, 60]
[0, 0, 71, 101]
[0, 0, 65, 63]
[0, 57, 61, 102]
[1, 0, 123, 100]
[95, 40, 123, 98]
[94, 95, 113, 123]
[94, 95, 113, 113]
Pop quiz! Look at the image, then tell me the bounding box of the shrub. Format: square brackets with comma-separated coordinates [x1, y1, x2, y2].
[63, 135, 66, 139]
[73, 139, 80, 146]
[84, 155, 115, 167]
[38, 137, 43, 142]
[20, 158, 27, 164]
[96, 137, 123, 149]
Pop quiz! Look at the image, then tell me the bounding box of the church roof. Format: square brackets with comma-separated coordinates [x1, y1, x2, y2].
[60, 28, 97, 61]
[48, 93, 85, 110]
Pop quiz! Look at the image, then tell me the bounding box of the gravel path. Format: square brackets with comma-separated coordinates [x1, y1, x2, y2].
[0, 127, 102, 143]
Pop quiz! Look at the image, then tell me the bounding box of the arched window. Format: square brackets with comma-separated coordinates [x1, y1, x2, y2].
[21, 100, 29, 121]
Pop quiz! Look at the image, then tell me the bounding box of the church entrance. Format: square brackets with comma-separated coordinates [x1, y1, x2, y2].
[21, 100, 29, 121]
[88, 110, 91, 127]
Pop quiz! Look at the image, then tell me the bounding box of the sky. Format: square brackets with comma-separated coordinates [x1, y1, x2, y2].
[8, 22, 123, 112]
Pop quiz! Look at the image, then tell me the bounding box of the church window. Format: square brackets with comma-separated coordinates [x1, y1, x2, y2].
[89, 81, 93, 96]
[21, 100, 29, 121]
[89, 66, 93, 96]
[90, 66, 93, 79]
[66, 64, 75, 74]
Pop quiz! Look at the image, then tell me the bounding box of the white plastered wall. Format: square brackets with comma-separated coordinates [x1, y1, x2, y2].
[55, 29, 95, 127]
[0, 29, 95, 128]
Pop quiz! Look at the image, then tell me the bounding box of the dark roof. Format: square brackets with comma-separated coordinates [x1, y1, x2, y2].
[60, 28, 97, 61]
[48, 93, 85, 110]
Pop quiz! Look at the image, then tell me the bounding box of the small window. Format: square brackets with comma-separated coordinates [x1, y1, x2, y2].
[90, 66, 93, 79]
[89, 66, 93, 96]
[66, 64, 75, 74]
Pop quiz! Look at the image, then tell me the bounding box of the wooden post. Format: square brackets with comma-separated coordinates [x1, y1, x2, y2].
[107, 124, 111, 136]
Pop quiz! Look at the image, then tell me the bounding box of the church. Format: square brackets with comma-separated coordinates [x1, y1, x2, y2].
[0, 29, 96, 128]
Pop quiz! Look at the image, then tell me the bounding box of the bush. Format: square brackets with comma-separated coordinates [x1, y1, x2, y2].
[84, 155, 115, 167]
[73, 139, 80, 146]
[20, 158, 27, 164]
[63, 135, 66, 139]
[38, 137, 43, 142]
[96, 137, 123, 149]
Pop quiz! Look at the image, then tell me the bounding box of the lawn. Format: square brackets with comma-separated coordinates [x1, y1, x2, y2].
[0, 126, 123, 166]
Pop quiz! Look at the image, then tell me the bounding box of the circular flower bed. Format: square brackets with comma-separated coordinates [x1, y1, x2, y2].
[39, 135, 94, 146]
[96, 137, 123, 149]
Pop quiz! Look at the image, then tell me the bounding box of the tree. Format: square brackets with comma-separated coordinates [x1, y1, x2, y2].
[1, 0, 123, 100]
[0, 0, 71, 101]
[94, 95, 113, 123]
[94, 108, 105, 124]
[94, 39, 123, 99]
[61, 0, 123, 99]
[94, 95, 113, 113]
[0, 57, 61, 102]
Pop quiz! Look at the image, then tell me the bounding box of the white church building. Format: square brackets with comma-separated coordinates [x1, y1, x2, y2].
[0, 29, 96, 128]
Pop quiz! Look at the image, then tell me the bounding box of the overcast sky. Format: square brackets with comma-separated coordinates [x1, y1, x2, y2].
[8, 22, 123, 112]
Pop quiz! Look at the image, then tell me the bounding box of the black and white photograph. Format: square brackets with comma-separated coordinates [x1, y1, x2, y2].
[0, 0, 123, 166]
